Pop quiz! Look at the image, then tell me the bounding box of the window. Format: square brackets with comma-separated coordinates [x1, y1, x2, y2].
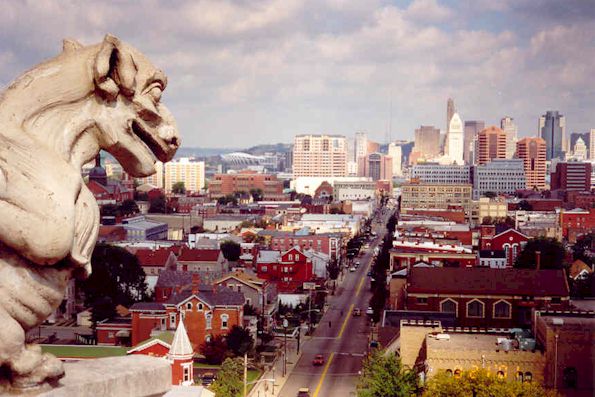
[563, 367, 577, 389]
[441, 299, 457, 314]
[261, 266, 267, 272]
[497, 371, 505, 379]
[198, 303, 203, 310]
[205, 334, 211, 342]
[445, 369, 453, 377]
[221, 314, 229, 329]
[494, 300, 511, 319]
[416, 297, 428, 304]
[108, 332, 114, 338]
[160, 318, 166, 330]
[467, 299, 484, 318]
[205, 312, 212, 329]
[186, 302, 192, 310]
[454, 369, 462, 378]
[183, 365, 190, 382]
[516, 371, 524, 382]
[170, 313, 176, 327]
[551, 297, 561, 304]
[524, 372, 532, 382]
[288, 254, 292, 260]
[295, 254, 299, 260]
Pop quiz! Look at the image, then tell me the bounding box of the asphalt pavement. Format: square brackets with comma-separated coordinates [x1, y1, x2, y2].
[277, 211, 391, 397]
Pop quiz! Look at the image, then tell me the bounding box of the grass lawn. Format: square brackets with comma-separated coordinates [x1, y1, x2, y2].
[41, 345, 128, 358]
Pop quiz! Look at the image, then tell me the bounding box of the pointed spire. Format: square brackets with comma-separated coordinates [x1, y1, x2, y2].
[168, 319, 193, 359]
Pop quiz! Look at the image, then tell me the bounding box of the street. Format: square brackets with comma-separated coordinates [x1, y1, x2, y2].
[278, 210, 390, 397]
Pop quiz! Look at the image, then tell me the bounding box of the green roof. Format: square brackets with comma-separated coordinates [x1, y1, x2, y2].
[131, 331, 174, 349]
[41, 345, 128, 358]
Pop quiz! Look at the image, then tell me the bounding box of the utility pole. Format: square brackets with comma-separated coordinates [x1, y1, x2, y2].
[282, 318, 289, 377]
[243, 352, 248, 397]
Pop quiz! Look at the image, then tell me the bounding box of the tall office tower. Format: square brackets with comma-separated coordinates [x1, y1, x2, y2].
[500, 116, 518, 159]
[361, 153, 392, 181]
[164, 157, 206, 193]
[590, 129, 595, 161]
[388, 142, 403, 176]
[354, 132, 368, 161]
[516, 137, 547, 190]
[463, 120, 485, 164]
[446, 113, 464, 165]
[539, 111, 566, 160]
[346, 137, 356, 162]
[292, 134, 348, 177]
[446, 98, 456, 134]
[476, 126, 507, 165]
[413, 125, 441, 159]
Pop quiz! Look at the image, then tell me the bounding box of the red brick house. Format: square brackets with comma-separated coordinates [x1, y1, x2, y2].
[129, 275, 244, 351]
[480, 226, 529, 267]
[260, 230, 344, 261]
[256, 247, 314, 285]
[559, 208, 595, 242]
[96, 317, 132, 346]
[405, 267, 570, 328]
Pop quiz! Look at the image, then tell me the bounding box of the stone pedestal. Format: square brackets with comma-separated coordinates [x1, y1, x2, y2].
[8, 356, 171, 397]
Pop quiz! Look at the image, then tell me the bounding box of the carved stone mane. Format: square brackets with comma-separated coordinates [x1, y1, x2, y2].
[0, 35, 179, 390]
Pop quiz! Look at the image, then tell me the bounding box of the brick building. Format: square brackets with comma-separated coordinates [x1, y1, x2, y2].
[135, 248, 178, 276]
[559, 208, 595, 242]
[405, 268, 569, 328]
[551, 161, 592, 191]
[390, 241, 477, 269]
[516, 137, 547, 190]
[476, 126, 507, 165]
[256, 247, 314, 289]
[208, 170, 284, 200]
[479, 226, 529, 267]
[258, 230, 343, 261]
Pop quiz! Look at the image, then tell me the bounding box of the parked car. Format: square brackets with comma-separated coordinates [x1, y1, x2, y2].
[353, 307, 362, 316]
[297, 388, 311, 397]
[366, 307, 374, 316]
[349, 266, 356, 272]
[201, 372, 215, 386]
[355, 261, 360, 267]
[312, 354, 324, 366]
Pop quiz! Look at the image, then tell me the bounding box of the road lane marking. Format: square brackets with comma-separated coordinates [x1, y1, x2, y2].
[313, 351, 335, 397]
[355, 275, 366, 297]
[337, 303, 354, 339]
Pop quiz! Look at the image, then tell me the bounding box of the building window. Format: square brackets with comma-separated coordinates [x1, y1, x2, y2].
[186, 302, 192, 310]
[221, 314, 229, 329]
[516, 371, 524, 382]
[160, 318, 166, 330]
[205, 334, 211, 342]
[295, 254, 299, 260]
[205, 312, 212, 329]
[261, 266, 267, 272]
[551, 297, 561, 304]
[198, 303, 203, 310]
[108, 332, 114, 338]
[493, 300, 511, 319]
[288, 254, 292, 260]
[497, 371, 505, 379]
[454, 369, 462, 378]
[183, 365, 190, 382]
[466, 299, 484, 318]
[563, 367, 577, 389]
[170, 313, 176, 327]
[524, 372, 532, 383]
[440, 299, 457, 314]
[416, 297, 428, 304]
[445, 369, 453, 377]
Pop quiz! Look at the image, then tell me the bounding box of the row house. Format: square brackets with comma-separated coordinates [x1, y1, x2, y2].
[258, 230, 344, 261]
[256, 247, 314, 289]
[405, 267, 569, 328]
[130, 275, 244, 351]
[389, 240, 477, 269]
[479, 226, 529, 267]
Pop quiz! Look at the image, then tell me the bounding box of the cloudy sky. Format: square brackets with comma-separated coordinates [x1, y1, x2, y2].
[1, 0, 594, 148]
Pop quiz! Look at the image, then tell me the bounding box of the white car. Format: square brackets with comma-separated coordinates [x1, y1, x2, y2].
[349, 266, 356, 272]
[366, 307, 374, 315]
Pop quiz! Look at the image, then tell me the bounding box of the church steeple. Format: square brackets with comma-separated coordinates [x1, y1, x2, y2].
[88, 153, 107, 186]
[168, 319, 194, 386]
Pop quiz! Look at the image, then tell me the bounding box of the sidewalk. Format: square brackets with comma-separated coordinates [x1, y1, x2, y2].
[248, 342, 302, 397]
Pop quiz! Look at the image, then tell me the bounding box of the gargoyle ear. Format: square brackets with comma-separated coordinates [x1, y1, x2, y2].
[62, 38, 83, 53]
[93, 34, 137, 101]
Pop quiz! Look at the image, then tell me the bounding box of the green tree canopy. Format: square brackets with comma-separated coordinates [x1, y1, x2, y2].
[515, 237, 567, 269]
[172, 181, 186, 194]
[200, 335, 230, 365]
[226, 325, 254, 356]
[120, 199, 139, 216]
[148, 194, 167, 213]
[357, 350, 418, 397]
[423, 369, 557, 397]
[220, 240, 242, 261]
[249, 188, 263, 202]
[210, 357, 243, 397]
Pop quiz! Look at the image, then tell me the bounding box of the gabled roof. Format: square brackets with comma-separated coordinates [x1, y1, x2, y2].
[281, 246, 306, 257]
[569, 259, 593, 279]
[156, 270, 193, 288]
[178, 248, 221, 262]
[215, 271, 265, 290]
[166, 285, 245, 307]
[492, 227, 529, 240]
[129, 302, 166, 312]
[257, 250, 281, 264]
[168, 320, 193, 359]
[408, 268, 568, 296]
[127, 332, 174, 354]
[136, 248, 175, 267]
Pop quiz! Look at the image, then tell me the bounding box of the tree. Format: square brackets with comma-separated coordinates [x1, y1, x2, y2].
[80, 244, 149, 325]
[221, 240, 242, 262]
[210, 357, 243, 397]
[518, 200, 533, 211]
[200, 335, 230, 365]
[148, 194, 167, 213]
[572, 233, 593, 265]
[249, 188, 263, 202]
[326, 258, 340, 280]
[100, 203, 120, 218]
[357, 350, 418, 397]
[172, 181, 186, 194]
[226, 325, 254, 356]
[515, 237, 567, 269]
[483, 191, 497, 199]
[423, 369, 557, 397]
[218, 194, 238, 206]
[120, 199, 139, 216]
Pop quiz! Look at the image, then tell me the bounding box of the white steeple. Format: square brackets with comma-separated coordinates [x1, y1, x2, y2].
[168, 320, 193, 360]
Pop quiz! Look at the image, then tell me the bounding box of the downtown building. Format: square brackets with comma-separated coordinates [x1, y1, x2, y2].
[471, 159, 526, 200]
[136, 157, 206, 193]
[207, 170, 285, 200]
[445, 113, 465, 165]
[358, 152, 393, 181]
[463, 120, 485, 165]
[539, 111, 566, 160]
[550, 161, 592, 192]
[476, 126, 507, 165]
[516, 137, 547, 190]
[401, 182, 473, 217]
[411, 163, 471, 184]
[412, 126, 441, 162]
[500, 116, 518, 159]
[292, 134, 348, 177]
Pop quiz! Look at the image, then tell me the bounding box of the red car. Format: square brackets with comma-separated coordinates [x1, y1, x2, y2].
[312, 354, 324, 366]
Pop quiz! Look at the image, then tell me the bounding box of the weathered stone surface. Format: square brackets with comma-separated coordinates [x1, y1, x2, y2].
[30, 356, 171, 397]
[0, 34, 179, 390]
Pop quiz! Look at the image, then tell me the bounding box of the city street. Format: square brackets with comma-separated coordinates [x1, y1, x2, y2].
[278, 210, 390, 397]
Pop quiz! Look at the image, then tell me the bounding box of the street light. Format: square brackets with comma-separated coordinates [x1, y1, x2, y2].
[282, 318, 289, 377]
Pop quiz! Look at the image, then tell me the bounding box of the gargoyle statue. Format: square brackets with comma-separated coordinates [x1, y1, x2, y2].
[0, 34, 180, 389]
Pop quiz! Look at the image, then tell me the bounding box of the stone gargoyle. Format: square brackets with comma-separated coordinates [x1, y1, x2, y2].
[0, 35, 180, 390]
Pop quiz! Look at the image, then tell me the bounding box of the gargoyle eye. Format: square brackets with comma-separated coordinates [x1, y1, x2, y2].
[148, 85, 162, 103]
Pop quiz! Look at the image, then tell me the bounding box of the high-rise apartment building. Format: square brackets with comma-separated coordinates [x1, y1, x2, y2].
[500, 116, 518, 159]
[516, 137, 547, 190]
[551, 162, 592, 191]
[446, 98, 456, 134]
[413, 126, 441, 160]
[292, 134, 347, 177]
[463, 120, 485, 164]
[164, 158, 205, 193]
[388, 142, 403, 177]
[446, 113, 464, 165]
[539, 111, 566, 160]
[476, 126, 507, 165]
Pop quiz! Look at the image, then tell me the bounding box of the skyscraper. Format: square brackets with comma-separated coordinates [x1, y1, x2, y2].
[539, 111, 566, 160]
[292, 134, 348, 177]
[476, 126, 507, 165]
[500, 116, 518, 159]
[463, 120, 485, 164]
[361, 153, 392, 181]
[164, 158, 206, 193]
[388, 142, 403, 177]
[354, 132, 368, 161]
[446, 113, 464, 165]
[413, 125, 441, 160]
[446, 98, 456, 134]
[516, 137, 546, 190]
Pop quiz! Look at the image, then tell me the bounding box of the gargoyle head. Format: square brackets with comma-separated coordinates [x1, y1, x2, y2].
[91, 34, 181, 177]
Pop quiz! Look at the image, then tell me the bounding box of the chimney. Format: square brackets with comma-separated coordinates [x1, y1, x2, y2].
[191, 273, 200, 295]
[535, 250, 541, 271]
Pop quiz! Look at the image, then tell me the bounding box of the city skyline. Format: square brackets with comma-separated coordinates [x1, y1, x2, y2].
[1, 1, 594, 149]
